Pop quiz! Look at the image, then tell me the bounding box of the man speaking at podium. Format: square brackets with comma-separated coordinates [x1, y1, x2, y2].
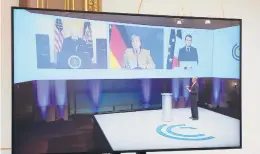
[56, 26, 93, 69]
[123, 34, 155, 69]
[178, 34, 198, 70]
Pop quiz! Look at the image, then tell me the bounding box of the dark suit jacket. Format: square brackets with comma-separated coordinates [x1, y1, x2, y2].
[190, 82, 199, 102]
[57, 37, 93, 68]
[178, 46, 198, 64]
[61, 37, 93, 56]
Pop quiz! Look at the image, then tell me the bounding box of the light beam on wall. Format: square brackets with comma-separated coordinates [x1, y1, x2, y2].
[54, 80, 67, 118]
[213, 78, 221, 104]
[36, 80, 50, 119]
[220, 79, 224, 104]
[141, 79, 151, 107]
[182, 78, 190, 102]
[171, 78, 179, 101]
[90, 79, 101, 111]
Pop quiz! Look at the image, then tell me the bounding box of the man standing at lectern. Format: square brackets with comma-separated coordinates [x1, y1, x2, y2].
[186, 77, 199, 120]
[178, 34, 199, 68]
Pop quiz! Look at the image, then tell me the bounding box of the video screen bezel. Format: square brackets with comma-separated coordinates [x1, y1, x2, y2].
[11, 7, 242, 153]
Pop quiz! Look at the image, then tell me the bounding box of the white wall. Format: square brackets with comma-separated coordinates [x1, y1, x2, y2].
[0, 0, 2, 149]
[102, 0, 260, 154]
[1, 0, 19, 154]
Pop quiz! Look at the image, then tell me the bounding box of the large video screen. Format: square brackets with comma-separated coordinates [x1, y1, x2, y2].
[13, 9, 241, 84]
[12, 8, 241, 153]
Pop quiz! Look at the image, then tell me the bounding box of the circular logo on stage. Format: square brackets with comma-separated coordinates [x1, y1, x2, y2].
[232, 44, 240, 61]
[156, 124, 214, 141]
[68, 55, 82, 69]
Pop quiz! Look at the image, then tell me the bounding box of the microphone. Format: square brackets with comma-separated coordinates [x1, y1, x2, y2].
[184, 65, 192, 70]
[135, 48, 140, 68]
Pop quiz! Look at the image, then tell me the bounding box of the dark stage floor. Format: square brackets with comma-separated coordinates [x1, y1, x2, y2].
[14, 115, 94, 154]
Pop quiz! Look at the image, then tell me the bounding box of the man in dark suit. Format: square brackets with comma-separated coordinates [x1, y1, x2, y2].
[178, 34, 198, 66]
[186, 77, 199, 120]
[57, 35, 93, 69]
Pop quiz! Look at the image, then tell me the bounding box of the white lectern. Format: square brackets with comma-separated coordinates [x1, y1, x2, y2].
[161, 93, 173, 122]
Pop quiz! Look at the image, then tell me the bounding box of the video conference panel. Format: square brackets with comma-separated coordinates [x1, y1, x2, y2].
[13, 9, 240, 83]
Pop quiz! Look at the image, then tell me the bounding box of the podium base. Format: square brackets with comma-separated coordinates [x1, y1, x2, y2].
[162, 118, 172, 122]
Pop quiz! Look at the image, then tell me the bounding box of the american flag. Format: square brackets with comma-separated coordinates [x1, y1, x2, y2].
[83, 22, 92, 41]
[54, 18, 64, 52]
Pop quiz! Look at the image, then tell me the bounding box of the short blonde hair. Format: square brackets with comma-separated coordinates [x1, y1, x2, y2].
[131, 34, 141, 42]
[192, 77, 198, 81]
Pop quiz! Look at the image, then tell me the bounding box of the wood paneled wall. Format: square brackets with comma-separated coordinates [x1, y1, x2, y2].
[19, 0, 102, 11]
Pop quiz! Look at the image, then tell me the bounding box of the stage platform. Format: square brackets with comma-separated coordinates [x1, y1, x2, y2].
[94, 107, 240, 151]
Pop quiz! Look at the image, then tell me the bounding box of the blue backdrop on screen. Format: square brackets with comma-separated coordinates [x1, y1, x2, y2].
[212, 26, 240, 79]
[14, 9, 36, 83]
[13, 9, 241, 83]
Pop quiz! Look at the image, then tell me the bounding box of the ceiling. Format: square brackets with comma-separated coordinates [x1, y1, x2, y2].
[28, 9, 241, 30]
